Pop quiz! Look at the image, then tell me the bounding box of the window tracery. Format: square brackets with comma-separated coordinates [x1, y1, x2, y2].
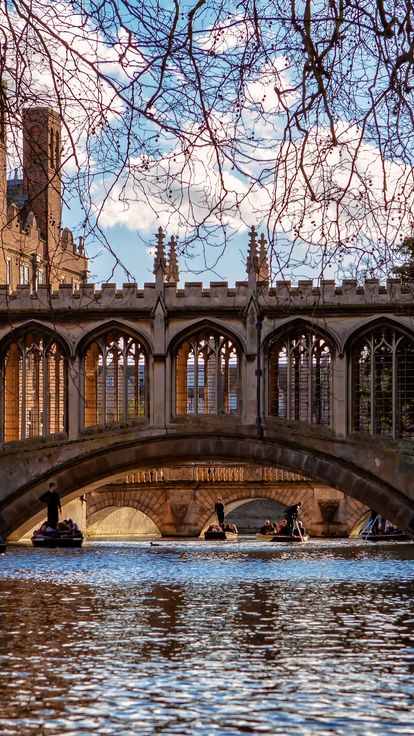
[351, 326, 414, 439]
[2, 331, 65, 441]
[176, 331, 239, 416]
[268, 329, 332, 426]
[83, 332, 147, 427]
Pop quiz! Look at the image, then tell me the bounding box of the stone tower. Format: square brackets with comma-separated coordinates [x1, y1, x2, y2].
[22, 107, 62, 260]
[0, 83, 6, 227]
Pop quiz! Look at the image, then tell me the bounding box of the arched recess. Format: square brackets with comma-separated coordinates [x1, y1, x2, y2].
[86, 506, 161, 537]
[200, 496, 290, 535]
[265, 319, 337, 427]
[0, 322, 70, 441]
[78, 322, 151, 428]
[86, 488, 164, 532]
[169, 320, 245, 417]
[345, 318, 414, 441]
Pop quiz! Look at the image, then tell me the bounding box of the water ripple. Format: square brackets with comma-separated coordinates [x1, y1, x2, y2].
[0, 539, 414, 734]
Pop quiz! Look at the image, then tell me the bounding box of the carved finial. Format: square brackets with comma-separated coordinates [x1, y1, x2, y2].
[165, 235, 179, 283]
[153, 226, 166, 275]
[257, 233, 269, 283]
[246, 225, 258, 275]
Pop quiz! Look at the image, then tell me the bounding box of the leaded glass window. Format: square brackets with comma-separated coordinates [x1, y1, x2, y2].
[84, 332, 147, 427]
[269, 330, 332, 426]
[351, 327, 414, 440]
[2, 331, 65, 441]
[176, 331, 239, 416]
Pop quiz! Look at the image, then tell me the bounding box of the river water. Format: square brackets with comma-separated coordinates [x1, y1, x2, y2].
[0, 538, 413, 736]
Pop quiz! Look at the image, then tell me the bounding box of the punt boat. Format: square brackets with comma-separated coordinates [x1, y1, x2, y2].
[31, 529, 84, 548]
[359, 530, 408, 542]
[256, 533, 309, 543]
[204, 530, 238, 541]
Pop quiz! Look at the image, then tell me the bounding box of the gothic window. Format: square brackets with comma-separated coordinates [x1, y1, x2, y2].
[268, 329, 332, 426]
[351, 326, 414, 440]
[176, 331, 239, 416]
[2, 331, 66, 441]
[83, 332, 147, 428]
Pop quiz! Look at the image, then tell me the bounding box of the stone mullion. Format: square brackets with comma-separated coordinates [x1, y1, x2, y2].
[307, 336, 313, 425]
[43, 346, 50, 436]
[287, 343, 292, 421]
[392, 335, 397, 439]
[21, 349, 28, 439]
[370, 336, 375, 436]
[101, 344, 107, 424]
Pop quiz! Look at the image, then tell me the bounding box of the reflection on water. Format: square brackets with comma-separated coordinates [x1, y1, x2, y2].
[1, 539, 414, 735]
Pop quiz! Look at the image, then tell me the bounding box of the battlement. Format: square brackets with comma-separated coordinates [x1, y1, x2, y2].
[0, 277, 412, 313]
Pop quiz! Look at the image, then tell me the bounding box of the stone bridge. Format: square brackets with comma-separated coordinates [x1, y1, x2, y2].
[1, 233, 414, 538]
[1, 420, 413, 539]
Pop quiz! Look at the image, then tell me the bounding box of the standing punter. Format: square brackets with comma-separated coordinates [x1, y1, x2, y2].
[215, 497, 225, 526]
[284, 501, 302, 536]
[39, 481, 62, 530]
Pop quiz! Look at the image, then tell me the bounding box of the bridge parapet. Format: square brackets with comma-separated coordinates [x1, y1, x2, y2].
[0, 278, 413, 313]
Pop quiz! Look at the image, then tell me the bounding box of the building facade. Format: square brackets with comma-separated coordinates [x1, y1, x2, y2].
[0, 93, 88, 292]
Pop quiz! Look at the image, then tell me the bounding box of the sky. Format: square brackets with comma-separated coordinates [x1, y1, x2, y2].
[3, 0, 414, 288]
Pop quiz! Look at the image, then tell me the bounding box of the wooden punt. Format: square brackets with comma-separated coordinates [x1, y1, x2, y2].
[31, 531, 84, 548]
[256, 533, 309, 543]
[204, 531, 238, 541]
[359, 531, 408, 542]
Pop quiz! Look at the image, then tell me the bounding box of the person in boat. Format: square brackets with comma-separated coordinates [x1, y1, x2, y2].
[293, 520, 307, 536]
[215, 497, 225, 526]
[225, 523, 238, 534]
[207, 523, 222, 533]
[275, 520, 289, 535]
[260, 519, 274, 535]
[284, 502, 302, 536]
[39, 481, 62, 530]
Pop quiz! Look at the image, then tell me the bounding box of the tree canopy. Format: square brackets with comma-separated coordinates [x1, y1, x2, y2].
[1, 0, 414, 282]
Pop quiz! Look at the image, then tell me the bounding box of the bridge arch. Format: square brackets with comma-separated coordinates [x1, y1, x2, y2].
[75, 319, 153, 358]
[262, 317, 340, 356]
[0, 319, 72, 357]
[86, 488, 164, 532]
[167, 317, 246, 355]
[1, 430, 413, 538]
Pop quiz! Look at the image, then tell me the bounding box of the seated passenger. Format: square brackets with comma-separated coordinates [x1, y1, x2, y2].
[276, 520, 288, 534]
[260, 519, 274, 534]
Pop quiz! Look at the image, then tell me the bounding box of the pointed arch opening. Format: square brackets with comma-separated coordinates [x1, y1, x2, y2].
[83, 330, 148, 428]
[268, 327, 333, 426]
[175, 329, 240, 416]
[2, 330, 66, 441]
[350, 324, 414, 440]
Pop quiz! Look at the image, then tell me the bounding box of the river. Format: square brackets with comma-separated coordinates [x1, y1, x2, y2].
[0, 538, 413, 735]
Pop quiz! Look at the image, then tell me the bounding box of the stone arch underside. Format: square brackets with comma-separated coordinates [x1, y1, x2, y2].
[1, 433, 414, 538]
[86, 489, 165, 532]
[198, 492, 366, 536]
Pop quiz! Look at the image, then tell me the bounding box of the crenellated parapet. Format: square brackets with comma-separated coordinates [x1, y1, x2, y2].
[0, 276, 412, 313]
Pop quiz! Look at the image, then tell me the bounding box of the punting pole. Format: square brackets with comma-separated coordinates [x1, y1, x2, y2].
[295, 520, 304, 541]
[360, 513, 378, 539]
